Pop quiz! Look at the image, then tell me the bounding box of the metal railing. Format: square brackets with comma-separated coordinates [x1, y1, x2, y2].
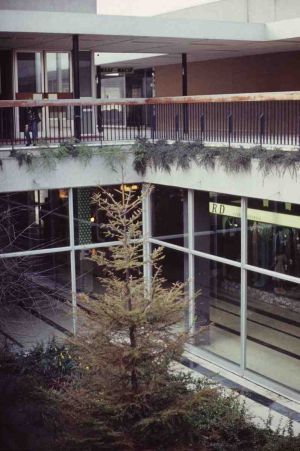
[1, 91, 300, 147]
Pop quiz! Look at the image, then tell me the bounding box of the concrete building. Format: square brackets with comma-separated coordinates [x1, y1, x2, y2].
[1, 0, 300, 415]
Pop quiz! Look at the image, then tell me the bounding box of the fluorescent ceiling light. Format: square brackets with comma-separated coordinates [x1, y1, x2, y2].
[94, 53, 165, 65]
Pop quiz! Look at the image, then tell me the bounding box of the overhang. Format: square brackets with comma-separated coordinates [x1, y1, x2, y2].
[1, 10, 300, 68]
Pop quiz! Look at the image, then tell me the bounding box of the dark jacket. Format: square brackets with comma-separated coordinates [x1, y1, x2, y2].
[25, 108, 41, 126]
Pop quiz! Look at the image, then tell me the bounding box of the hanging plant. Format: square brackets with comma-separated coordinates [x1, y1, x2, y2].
[131, 139, 300, 178]
[9, 148, 33, 167]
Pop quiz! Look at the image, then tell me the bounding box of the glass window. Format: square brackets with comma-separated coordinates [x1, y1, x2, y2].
[73, 185, 142, 246]
[151, 244, 187, 332]
[194, 191, 241, 261]
[76, 248, 109, 296]
[101, 74, 125, 126]
[101, 74, 125, 99]
[17, 52, 42, 93]
[194, 257, 241, 365]
[0, 189, 69, 253]
[247, 199, 300, 278]
[152, 185, 187, 247]
[246, 271, 300, 392]
[0, 252, 72, 347]
[79, 51, 92, 97]
[46, 52, 70, 93]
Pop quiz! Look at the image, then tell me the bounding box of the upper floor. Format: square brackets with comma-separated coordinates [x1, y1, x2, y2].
[1, 2, 300, 204]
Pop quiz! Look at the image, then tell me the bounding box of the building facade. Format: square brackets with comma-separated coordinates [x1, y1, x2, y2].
[0, 0, 300, 403]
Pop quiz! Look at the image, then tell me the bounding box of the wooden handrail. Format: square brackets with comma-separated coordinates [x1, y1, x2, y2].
[1, 91, 300, 108]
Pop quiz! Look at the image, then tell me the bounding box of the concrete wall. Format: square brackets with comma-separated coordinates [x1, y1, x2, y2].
[158, 0, 248, 22]
[0, 152, 141, 193]
[144, 158, 300, 205]
[155, 51, 300, 96]
[0, 0, 97, 14]
[1, 147, 299, 204]
[158, 0, 300, 23]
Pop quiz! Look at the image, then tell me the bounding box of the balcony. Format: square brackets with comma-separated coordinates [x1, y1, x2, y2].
[1, 91, 300, 148]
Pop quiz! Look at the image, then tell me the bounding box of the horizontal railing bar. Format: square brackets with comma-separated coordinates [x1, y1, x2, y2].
[2, 91, 300, 108]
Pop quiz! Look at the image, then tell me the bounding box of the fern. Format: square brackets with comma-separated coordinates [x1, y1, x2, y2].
[131, 139, 300, 178]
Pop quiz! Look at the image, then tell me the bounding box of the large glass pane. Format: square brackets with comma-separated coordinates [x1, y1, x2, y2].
[152, 244, 187, 332]
[0, 252, 72, 348]
[0, 190, 69, 253]
[46, 52, 70, 92]
[248, 199, 300, 279]
[152, 185, 187, 247]
[17, 52, 42, 92]
[101, 74, 125, 99]
[247, 271, 300, 392]
[193, 256, 241, 365]
[101, 74, 125, 126]
[73, 185, 142, 246]
[76, 248, 109, 296]
[194, 191, 241, 261]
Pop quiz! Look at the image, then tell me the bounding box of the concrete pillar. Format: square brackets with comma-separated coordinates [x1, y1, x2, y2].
[72, 34, 81, 140]
[182, 53, 188, 134]
[96, 65, 103, 134]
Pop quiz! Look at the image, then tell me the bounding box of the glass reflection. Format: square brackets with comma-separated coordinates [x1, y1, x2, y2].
[0, 190, 69, 252]
[194, 191, 241, 261]
[46, 52, 70, 92]
[248, 199, 300, 279]
[17, 52, 42, 93]
[247, 271, 300, 392]
[194, 257, 240, 365]
[152, 185, 187, 247]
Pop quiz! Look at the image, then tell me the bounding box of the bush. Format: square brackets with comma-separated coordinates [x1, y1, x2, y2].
[0, 340, 75, 450]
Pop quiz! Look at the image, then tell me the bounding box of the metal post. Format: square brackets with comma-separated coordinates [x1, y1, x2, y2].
[188, 189, 195, 334]
[259, 113, 265, 148]
[200, 113, 205, 145]
[68, 188, 77, 334]
[240, 197, 248, 373]
[72, 34, 81, 141]
[142, 184, 152, 293]
[151, 111, 156, 141]
[228, 113, 233, 148]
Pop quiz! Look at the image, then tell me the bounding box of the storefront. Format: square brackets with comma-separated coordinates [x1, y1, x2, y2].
[151, 185, 300, 396]
[1, 183, 299, 397]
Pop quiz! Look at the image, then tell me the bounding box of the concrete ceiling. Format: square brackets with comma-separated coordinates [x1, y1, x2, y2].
[1, 10, 300, 68]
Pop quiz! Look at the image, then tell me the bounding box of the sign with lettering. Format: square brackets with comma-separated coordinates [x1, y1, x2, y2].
[101, 67, 134, 74]
[209, 202, 300, 229]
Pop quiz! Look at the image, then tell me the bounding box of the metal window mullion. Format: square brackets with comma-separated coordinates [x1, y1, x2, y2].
[142, 184, 152, 291]
[0, 245, 71, 259]
[188, 189, 195, 334]
[244, 263, 300, 285]
[149, 237, 242, 268]
[68, 187, 77, 334]
[240, 197, 248, 374]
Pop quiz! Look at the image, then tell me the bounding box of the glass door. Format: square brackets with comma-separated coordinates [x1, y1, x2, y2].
[45, 52, 72, 141]
[101, 74, 126, 128]
[16, 51, 43, 143]
[78, 52, 94, 138]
